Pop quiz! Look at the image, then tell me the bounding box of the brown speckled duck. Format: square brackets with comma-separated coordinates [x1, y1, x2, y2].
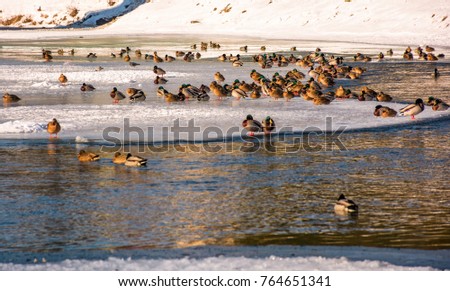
[3, 92, 21, 103]
[47, 118, 61, 138]
[78, 150, 100, 162]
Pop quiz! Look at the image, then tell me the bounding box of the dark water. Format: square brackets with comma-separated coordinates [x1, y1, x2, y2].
[0, 119, 448, 259]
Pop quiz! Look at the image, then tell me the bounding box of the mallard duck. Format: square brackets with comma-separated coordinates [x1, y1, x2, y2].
[399, 98, 425, 119]
[165, 55, 176, 62]
[313, 96, 332, 105]
[426, 96, 438, 106]
[113, 152, 127, 164]
[110, 87, 126, 103]
[431, 99, 449, 111]
[47, 118, 61, 138]
[129, 89, 146, 102]
[376, 92, 393, 102]
[210, 81, 228, 99]
[214, 72, 225, 83]
[80, 83, 95, 91]
[153, 65, 166, 77]
[125, 153, 147, 167]
[242, 114, 263, 136]
[231, 87, 247, 100]
[261, 116, 275, 135]
[250, 86, 261, 99]
[334, 194, 358, 214]
[59, 74, 68, 84]
[123, 54, 131, 62]
[153, 52, 164, 63]
[154, 76, 168, 84]
[217, 54, 227, 61]
[374, 105, 397, 117]
[2, 92, 21, 103]
[283, 88, 294, 101]
[269, 86, 283, 100]
[78, 150, 100, 162]
[432, 68, 440, 78]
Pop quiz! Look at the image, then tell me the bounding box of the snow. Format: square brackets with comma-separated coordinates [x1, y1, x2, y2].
[0, 256, 437, 271]
[1, 0, 449, 46]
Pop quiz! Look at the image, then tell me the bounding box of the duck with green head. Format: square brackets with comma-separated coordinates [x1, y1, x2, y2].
[242, 114, 263, 136]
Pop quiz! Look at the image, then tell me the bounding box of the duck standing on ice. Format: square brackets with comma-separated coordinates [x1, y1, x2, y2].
[399, 98, 424, 120]
[242, 114, 263, 136]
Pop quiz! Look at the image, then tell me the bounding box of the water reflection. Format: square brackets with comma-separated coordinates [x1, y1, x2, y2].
[0, 120, 448, 254]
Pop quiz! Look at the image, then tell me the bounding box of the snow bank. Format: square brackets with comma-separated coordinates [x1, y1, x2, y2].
[1, 0, 450, 46]
[0, 256, 436, 271]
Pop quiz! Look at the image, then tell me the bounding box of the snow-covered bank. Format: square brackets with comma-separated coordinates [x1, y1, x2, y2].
[1, 0, 450, 46]
[0, 256, 437, 271]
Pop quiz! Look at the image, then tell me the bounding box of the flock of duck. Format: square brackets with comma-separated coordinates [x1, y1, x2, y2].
[4, 42, 449, 216]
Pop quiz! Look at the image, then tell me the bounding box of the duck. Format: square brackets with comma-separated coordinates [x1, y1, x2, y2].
[165, 55, 176, 62]
[112, 152, 127, 164]
[58, 74, 68, 84]
[210, 81, 228, 99]
[376, 92, 393, 102]
[123, 54, 131, 62]
[313, 96, 332, 105]
[399, 98, 425, 119]
[128, 89, 146, 102]
[242, 114, 263, 136]
[334, 194, 358, 214]
[261, 116, 275, 135]
[374, 105, 397, 117]
[78, 150, 100, 162]
[154, 76, 168, 84]
[47, 118, 61, 138]
[124, 153, 147, 167]
[214, 72, 225, 83]
[432, 68, 440, 78]
[80, 83, 95, 91]
[283, 88, 294, 101]
[2, 92, 21, 103]
[431, 99, 449, 111]
[110, 87, 126, 103]
[426, 96, 438, 106]
[153, 65, 166, 77]
[153, 52, 164, 63]
[231, 86, 247, 100]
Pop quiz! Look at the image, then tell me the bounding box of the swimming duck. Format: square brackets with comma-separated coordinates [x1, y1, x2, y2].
[153, 66, 166, 77]
[334, 194, 358, 214]
[432, 68, 440, 78]
[2, 92, 21, 103]
[59, 74, 68, 84]
[110, 87, 126, 103]
[125, 153, 147, 167]
[261, 116, 275, 135]
[78, 150, 100, 162]
[80, 83, 95, 91]
[47, 118, 61, 138]
[242, 114, 263, 136]
[431, 99, 449, 111]
[374, 105, 397, 117]
[399, 98, 425, 119]
[113, 152, 127, 164]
